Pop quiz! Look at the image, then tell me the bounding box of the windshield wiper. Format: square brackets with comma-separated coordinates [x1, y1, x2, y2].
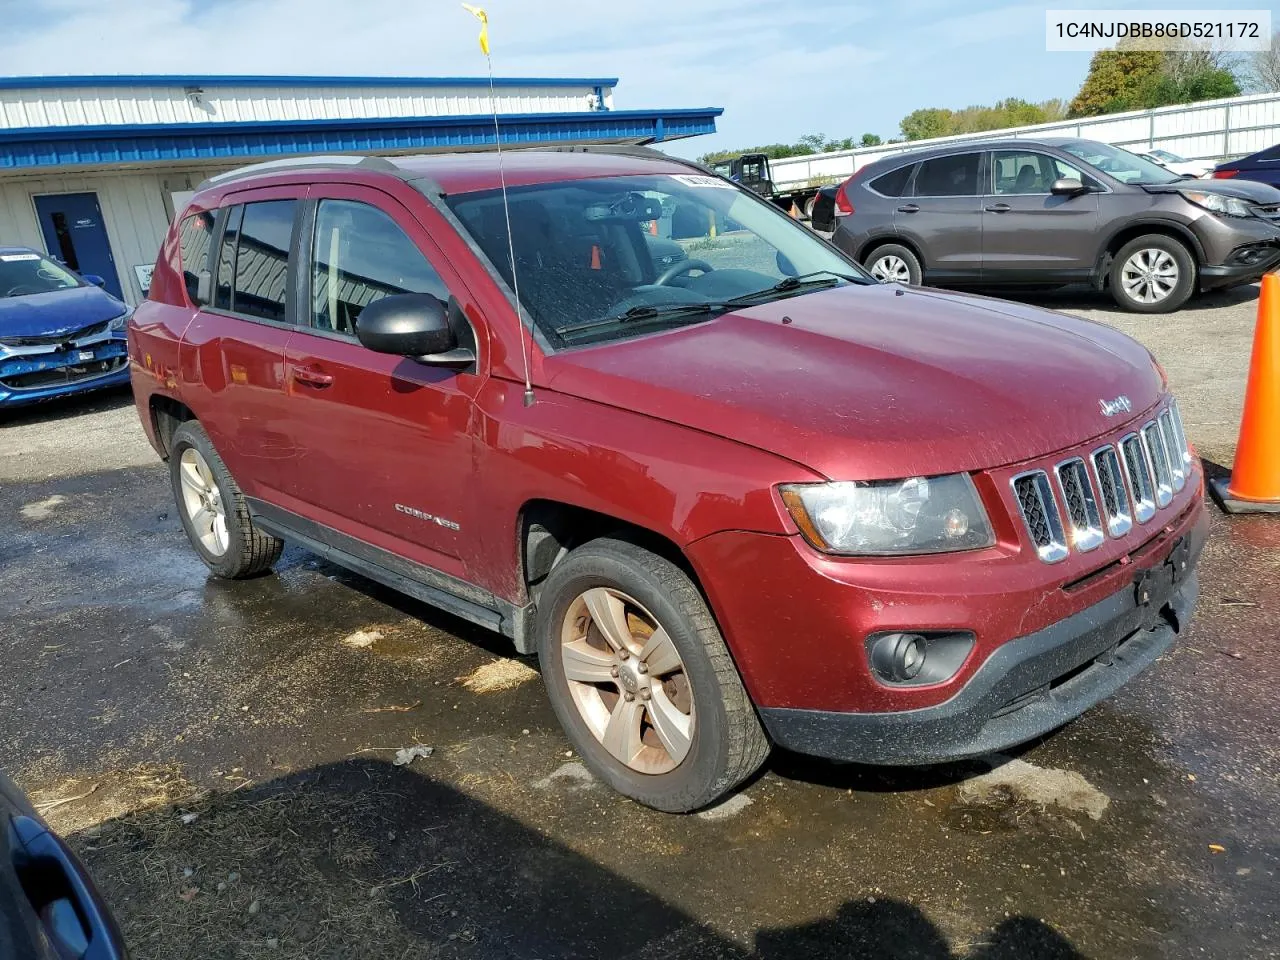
[722, 270, 865, 307]
[555, 301, 725, 339]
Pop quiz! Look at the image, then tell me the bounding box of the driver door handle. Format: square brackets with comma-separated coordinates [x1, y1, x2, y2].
[985, 203, 1012, 213]
[292, 365, 334, 388]
[896, 204, 920, 213]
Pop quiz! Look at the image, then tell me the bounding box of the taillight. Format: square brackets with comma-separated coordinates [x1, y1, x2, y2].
[1212, 169, 1239, 179]
[835, 182, 854, 215]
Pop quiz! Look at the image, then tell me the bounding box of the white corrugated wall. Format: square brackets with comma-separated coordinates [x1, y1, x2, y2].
[0, 170, 209, 305]
[0, 82, 612, 131]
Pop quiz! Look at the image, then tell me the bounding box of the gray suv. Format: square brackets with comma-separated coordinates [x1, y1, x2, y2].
[831, 137, 1280, 313]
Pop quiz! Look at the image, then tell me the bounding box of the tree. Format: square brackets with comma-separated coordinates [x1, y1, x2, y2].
[1069, 46, 1241, 116]
[900, 108, 954, 141]
[1068, 49, 1164, 116]
[1242, 33, 1280, 91]
[860, 133, 883, 147]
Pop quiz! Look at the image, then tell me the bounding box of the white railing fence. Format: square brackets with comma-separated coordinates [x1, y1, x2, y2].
[770, 91, 1280, 190]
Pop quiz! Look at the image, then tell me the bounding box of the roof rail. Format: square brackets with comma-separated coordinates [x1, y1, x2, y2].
[196, 154, 402, 192]
[521, 143, 719, 177]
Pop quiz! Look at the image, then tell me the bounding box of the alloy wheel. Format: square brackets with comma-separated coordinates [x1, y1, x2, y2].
[1121, 248, 1180, 305]
[870, 254, 912, 283]
[559, 587, 695, 775]
[178, 447, 230, 556]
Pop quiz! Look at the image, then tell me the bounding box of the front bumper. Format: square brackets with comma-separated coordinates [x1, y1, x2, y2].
[1194, 214, 1280, 289]
[0, 337, 130, 406]
[761, 570, 1198, 764]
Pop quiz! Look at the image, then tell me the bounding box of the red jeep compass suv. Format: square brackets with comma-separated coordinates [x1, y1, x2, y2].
[129, 148, 1206, 812]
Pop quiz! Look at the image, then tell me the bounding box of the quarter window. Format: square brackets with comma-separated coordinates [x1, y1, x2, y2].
[869, 165, 914, 197]
[178, 211, 215, 304]
[913, 154, 981, 197]
[309, 199, 448, 336]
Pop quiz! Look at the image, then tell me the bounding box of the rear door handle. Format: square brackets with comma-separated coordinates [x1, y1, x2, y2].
[985, 203, 1012, 213]
[896, 204, 920, 213]
[292, 365, 334, 388]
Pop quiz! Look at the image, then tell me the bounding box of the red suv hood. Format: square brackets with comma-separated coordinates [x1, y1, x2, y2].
[542, 283, 1163, 479]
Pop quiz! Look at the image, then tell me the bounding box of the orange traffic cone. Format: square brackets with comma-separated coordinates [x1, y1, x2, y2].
[1211, 272, 1280, 513]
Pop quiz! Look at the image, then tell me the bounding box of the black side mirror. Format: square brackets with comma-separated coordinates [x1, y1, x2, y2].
[356, 293, 473, 367]
[1050, 178, 1086, 196]
[82, 274, 106, 287]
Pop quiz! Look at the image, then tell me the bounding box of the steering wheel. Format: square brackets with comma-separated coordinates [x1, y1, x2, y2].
[654, 259, 713, 287]
[3, 284, 41, 297]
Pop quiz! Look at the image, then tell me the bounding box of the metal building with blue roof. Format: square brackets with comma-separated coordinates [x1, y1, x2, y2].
[0, 75, 722, 304]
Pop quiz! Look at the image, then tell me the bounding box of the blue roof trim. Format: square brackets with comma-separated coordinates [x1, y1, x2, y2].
[0, 74, 619, 90]
[0, 110, 721, 170]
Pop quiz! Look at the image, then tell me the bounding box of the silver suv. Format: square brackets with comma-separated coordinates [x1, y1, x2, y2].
[831, 137, 1280, 313]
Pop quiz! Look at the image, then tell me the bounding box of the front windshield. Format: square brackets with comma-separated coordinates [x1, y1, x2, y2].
[1149, 149, 1186, 163]
[446, 173, 867, 346]
[0, 251, 82, 298]
[1058, 140, 1181, 185]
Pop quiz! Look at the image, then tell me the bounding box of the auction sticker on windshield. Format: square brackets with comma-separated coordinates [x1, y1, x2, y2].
[0, 254, 41, 261]
[671, 174, 734, 189]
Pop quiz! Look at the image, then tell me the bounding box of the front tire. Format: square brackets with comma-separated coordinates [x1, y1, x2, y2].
[863, 243, 922, 285]
[1109, 235, 1195, 313]
[170, 421, 283, 579]
[536, 538, 769, 813]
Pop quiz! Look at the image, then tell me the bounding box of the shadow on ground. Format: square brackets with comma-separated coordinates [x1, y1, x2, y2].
[71, 759, 1083, 960]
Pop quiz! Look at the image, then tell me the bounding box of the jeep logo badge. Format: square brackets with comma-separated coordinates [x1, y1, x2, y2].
[1099, 395, 1132, 417]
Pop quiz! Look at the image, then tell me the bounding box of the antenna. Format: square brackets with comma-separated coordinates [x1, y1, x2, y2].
[464, 4, 535, 407]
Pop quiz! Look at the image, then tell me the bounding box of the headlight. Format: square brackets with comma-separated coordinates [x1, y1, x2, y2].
[780, 474, 995, 556]
[1180, 190, 1253, 218]
[109, 307, 132, 332]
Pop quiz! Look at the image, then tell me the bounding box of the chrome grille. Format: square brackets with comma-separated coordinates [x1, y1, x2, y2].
[1120, 434, 1157, 523]
[1013, 403, 1190, 563]
[1158, 410, 1186, 491]
[1012, 471, 1068, 564]
[1169, 400, 1192, 468]
[1142, 421, 1174, 507]
[1090, 446, 1133, 538]
[1055, 459, 1104, 552]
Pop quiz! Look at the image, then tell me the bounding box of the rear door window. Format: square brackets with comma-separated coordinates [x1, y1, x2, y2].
[308, 199, 449, 337]
[212, 200, 298, 321]
[913, 153, 981, 197]
[231, 200, 297, 322]
[869, 165, 914, 197]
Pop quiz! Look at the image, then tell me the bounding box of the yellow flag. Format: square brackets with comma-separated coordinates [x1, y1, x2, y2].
[462, 4, 490, 56]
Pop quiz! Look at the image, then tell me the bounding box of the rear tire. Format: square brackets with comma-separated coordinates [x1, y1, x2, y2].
[863, 243, 922, 285]
[1109, 235, 1195, 313]
[170, 421, 283, 579]
[536, 538, 769, 813]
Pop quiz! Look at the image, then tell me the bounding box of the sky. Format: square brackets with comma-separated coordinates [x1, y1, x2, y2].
[0, 0, 1277, 159]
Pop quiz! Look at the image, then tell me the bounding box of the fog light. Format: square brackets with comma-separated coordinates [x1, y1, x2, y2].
[871, 632, 927, 682]
[865, 630, 976, 687]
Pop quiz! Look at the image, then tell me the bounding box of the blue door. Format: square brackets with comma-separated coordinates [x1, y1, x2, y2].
[33, 193, 124, 300]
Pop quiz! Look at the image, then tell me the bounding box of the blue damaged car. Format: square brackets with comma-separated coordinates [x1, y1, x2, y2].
[0, 247, 131, 408]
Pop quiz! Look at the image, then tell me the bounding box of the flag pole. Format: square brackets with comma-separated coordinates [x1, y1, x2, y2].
[463, 4, 535, 407]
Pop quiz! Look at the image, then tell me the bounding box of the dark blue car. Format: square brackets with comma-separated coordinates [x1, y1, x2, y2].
[0, 770, 128, 958]
[1212, 144, 1280, 189]
[0, 247, 131, 408]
